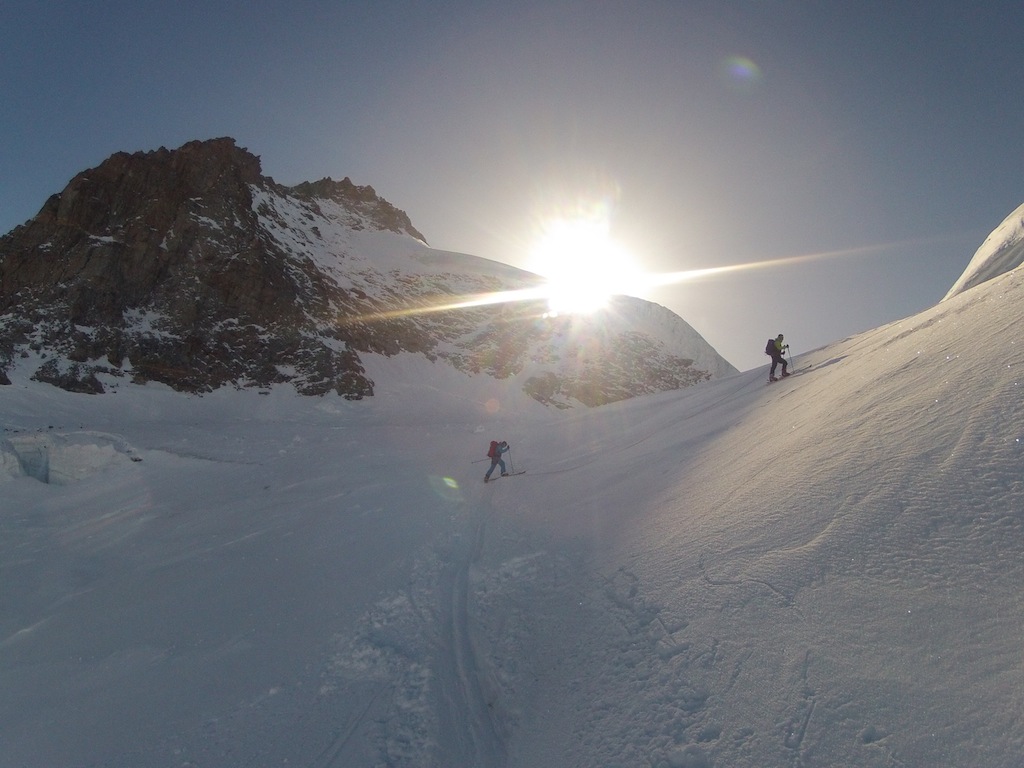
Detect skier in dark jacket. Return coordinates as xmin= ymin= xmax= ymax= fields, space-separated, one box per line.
xmin=484 ymin=440 xmax=510 ymax=482
xmin=765 ymin=334 xmax=789 ymax=381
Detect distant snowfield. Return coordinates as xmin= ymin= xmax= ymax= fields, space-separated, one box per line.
xmin=2 ymin=265 xmax=1023 ymax=767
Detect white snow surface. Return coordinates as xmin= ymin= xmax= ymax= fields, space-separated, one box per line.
xmin=944 ymin=201 xmax=1024 ymax=300
xmin=251 ymin=184 xmax=539 ymax=290
xmin=3 ymin=265 xmax=1024 ymax=767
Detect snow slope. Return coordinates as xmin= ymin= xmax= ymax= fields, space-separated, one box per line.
xmin=2 ymin=264 xmax=1023 ymax=767
xmin=944 ymin=201 xmax=1024 ymax=300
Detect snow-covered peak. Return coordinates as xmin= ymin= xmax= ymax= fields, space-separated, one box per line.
xmin=0 ymin=138 xmax=736 ymax=405
xmin=943 ymin=201 xmax=1024 ymax=300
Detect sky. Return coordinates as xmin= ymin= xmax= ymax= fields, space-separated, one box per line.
xmin=2 ymin=254 xmax=1023 ymax=766
xmin=3 ymin=0 xmax=1023 ymax=369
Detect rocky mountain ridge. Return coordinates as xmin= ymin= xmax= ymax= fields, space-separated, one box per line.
xmin=0 ymin=138 xmax=735 ymax=404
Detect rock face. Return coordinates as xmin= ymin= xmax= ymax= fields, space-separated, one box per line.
xmin=0 ymin=138 xmax=736 ymax=404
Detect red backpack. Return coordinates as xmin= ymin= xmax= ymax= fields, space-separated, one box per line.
xmin=487 ymin=440 xmax=499 ymax=458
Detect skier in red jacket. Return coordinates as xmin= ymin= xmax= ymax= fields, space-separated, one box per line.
xmin=484 ymin=440 xmax=510 ymax=482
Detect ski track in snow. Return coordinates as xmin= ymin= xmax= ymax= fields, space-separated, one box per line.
xmin=436 ymin=500 xmax=506 ymax=767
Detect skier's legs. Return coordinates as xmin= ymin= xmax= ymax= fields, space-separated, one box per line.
xmin=484 ymin=457 xmax=506 ymax=480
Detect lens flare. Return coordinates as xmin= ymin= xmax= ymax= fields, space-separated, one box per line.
xmin=334 ymin=236 xmax=933 ymax=327
xmin=428 ymin=475 xmax=462 ymax=503
xmin=721 ymin=56 xmax=763 ymax=88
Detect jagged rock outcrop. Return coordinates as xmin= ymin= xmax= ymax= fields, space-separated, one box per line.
xmin=0 ymin=138 xmax=736 ymax=403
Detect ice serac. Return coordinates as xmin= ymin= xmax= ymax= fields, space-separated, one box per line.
xmin=943 ymin=201 xmax=1024 ymax=300
xmin=0 ymin=138 xmax=735 ymax=405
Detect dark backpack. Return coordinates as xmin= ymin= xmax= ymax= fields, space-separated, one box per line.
xmin=487 ymin=440 xmax=499 ymax=458
xmin=765 ymin=338 xmax=776 ymax=356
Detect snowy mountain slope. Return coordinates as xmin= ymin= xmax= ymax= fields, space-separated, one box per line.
xmin=944 ymin=200 xmax=1024 ymax=300
xmin=253 ymin=180 xmax=735 ymax=405
xmin=253 ymin=176 xmax=736 ymax=404
xmin=0 ymin=138 xmax=734 ymax=405
xmin=548 ymin=265 xmax=1024 ymax=766
xmin=2 ymin=256 xmax=1023 ymax=765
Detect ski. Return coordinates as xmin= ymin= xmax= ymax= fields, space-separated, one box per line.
xmin=484 ymin=471 xmax=526 ymax=483
xmin=767 ymin=363 xmax=812 ymax=384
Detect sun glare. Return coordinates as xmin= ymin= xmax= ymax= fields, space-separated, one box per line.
xmin=529 ymin=217 xmax=643 ymax=316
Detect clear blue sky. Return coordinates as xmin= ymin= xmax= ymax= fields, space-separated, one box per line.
xmin=3 ymin=1 xmax=1022 ymax=369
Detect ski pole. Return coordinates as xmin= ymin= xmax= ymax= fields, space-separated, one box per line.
xmin=507 ymin=448 xmax=515 ymax=474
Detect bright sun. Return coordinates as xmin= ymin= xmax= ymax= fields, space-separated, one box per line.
xmin=529 ymin=217 xmax=643 ymax=316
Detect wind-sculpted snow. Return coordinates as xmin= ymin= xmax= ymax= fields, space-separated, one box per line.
xmin=944 ymin=200 xmax=1024 ymax=300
